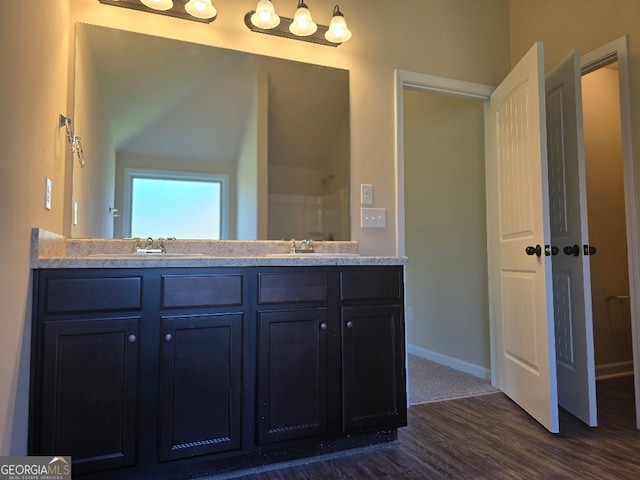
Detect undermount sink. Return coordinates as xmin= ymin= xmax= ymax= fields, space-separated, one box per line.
xmin=88 ymin=253 xmax=204 ymax=258
xmin=266 ymin=253 xmax=359 ymax=258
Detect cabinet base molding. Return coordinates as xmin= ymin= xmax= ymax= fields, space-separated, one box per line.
xmin=75 ymin=430 xmax=398 ymax=480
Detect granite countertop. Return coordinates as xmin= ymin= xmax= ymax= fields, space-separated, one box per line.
xmin=31 ymin=229 xmax=408 ymax=269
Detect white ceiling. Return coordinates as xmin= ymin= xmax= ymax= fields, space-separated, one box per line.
xmin=82 ymin=25 xmax=350 ymax=169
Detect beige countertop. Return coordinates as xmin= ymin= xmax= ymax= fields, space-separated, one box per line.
xmin=31 ymin=229 xmax=407 ymax=269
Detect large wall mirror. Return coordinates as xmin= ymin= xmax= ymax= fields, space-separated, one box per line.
xmin=72 ymin=23 xmax=350 ymax=241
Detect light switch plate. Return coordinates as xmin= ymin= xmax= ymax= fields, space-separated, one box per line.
xmin=361 ymin=207 xmax=386 ymax=228
xmin=45 ymin=177 xmax=52 ymax=210
xmin=361 ymin=184 xmax=373 ymax=205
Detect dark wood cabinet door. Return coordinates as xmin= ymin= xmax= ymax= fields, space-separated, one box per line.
xmin=341 ymin=305 xmax=407 ymax=431
xmin=159 ymin=313 xmax=243 ymax=461
xmin=257 ymin=308 xmax=328 ymax=444
xmin=38 ymin=317 xmax=140 ymax=474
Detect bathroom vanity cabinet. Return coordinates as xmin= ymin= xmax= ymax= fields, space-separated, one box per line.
xmin=29 ymin=265 xmax=406 ymax=479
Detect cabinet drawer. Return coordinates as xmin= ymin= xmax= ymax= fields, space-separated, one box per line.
xmin=45 ymin=277 xmax=142 ymax=314
xmin=161 ymin=274 xmax=243 ymax=309
xmin=258 ymin=272 xmax=327 ymax=304
xmin=340 ymin=269 xmax=403 ymax=302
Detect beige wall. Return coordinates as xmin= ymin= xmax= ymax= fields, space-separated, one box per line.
xmin=582 ymin=67 xmax=633 ymax=372
xmin=507 ymin=0 xmax=640 ymax=226
xmin=0 ymin=1 xmax=71 ymax=454
xmin=509 ymin=0 xmax=640 ymax=69
xmin=403 ymin=90 xmax=490 ymax=371
xmin=73 ymin=23 xmax=117 ymax=238
xmin=236 ymin=68 xmax=261 ymax=240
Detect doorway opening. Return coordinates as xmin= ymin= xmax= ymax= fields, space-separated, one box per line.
xmin=582 ymin=60 xmax=636 ymax=424
xmin=396 ymin=73 xmax=494 ymax=404
xmin=402 ymin=88 xmax=492 ymax=404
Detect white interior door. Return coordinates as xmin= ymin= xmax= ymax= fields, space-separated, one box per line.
xmin=546 ymin=51 xmax=598 ymax=427
xmin=485 ymin=42 xmax=559 ymax=433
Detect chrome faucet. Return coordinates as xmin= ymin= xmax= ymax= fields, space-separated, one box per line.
xmin=135 ymin=237 xmax=166 ymax=253
xmin=291 ymin=239 xmax=314 ymax=254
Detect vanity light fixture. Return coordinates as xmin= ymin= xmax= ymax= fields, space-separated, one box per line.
xmin=59 ymin=115 xmax=86 ymax=169
xmin=98 ymin=0 xmax=217 ymax=23
xmin=289 ymin=1 xmax=317 ymax=36
xmin=245 ymin=2 xmax=352 ymax=47
xmin=184 ymin=0 xmax=217 ymax=19
xmin=250 ymin=0 xmax=281 ymax=29
xmin=140 ymin=0 xmax=173 ymax=11
xmin=325 ymin=5 xmax=352 ymax=43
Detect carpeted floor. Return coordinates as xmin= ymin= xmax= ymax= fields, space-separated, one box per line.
xmin=408 ymin=354 xmax=499 ymax=405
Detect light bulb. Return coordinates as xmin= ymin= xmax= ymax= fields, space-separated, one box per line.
xmin=289 ymin=1 xmax=317 ymax=36
xmin=324 ymin=6 xmax=352 ymax=43
xmin=185 ymin=0 xmax=217 ymax=19
xmin=140 ymin=0 xmax=173 ymax=11
xmin=250 ymin=0 xmax=280 ymax=29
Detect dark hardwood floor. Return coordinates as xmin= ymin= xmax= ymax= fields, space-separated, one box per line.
xmin=229 ymin=377 xmax=640 ymax=479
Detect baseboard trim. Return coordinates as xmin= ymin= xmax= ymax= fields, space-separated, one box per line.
xmin=407 ymin=344 xmax=491 ymax=381
xmin=596 ymin=360 xmax=634 ymax=380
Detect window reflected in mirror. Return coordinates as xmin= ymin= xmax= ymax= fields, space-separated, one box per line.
xmin=126 ymin=170 xmax=226 ymax=239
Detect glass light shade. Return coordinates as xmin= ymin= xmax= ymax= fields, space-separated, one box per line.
xmin=140 ymin=0 xmax=173 ymax=11
xmin=185 ymin=0 xmax=217 ymax=19
xmin=325 ymin=15 xmax=352 ymax=43
xmin=250 ymin=0 xmax=280 ymax=29
xmin=289 ymin=5 xmax=317 ymax=36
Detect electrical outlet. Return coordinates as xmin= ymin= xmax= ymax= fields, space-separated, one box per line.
xmin=361 ymin=184 xmax=373 ymax=205
xmin=45 ymin=177 xmax=52 ymax=210
xmin=361 ymin=207 xmax=386 ymax=228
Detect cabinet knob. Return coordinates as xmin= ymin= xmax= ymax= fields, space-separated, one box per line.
xmin=164 ymin=334 xmax=173 ymax=342
xmin=319 ymin=323 xmax=328 ymax=330
xmin=346 ymin=321 xmax=354 ymax=329
xmin=127 ymin=334 xmax=137 ymax=343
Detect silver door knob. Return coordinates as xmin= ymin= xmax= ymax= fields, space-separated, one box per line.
xmin=127 ymin=334 xmax=137 ymax=343
xmin=346 ymin=321 xmax=354 ymax=328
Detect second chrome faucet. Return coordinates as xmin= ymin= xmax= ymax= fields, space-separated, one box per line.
xmin=291 ymin=239 xmax=315 ymax=254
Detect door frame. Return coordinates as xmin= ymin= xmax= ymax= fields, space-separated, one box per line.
xmin=393 ymin=36 xmax=640 ymax=427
